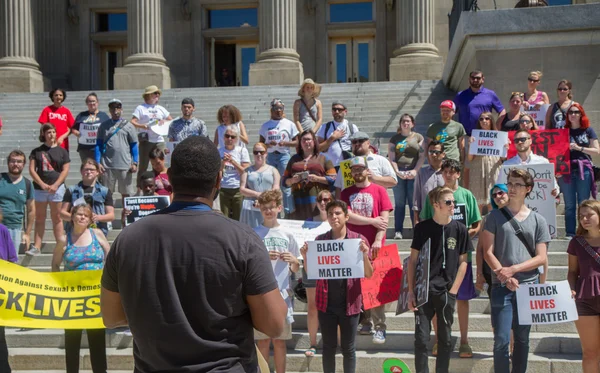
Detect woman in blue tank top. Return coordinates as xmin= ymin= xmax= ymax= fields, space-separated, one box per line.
xmin=51 ymin=203 xmax=110 ymax=373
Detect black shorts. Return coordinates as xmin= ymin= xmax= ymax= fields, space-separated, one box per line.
xmin=576 ymin=297 xmax=600 ymax=316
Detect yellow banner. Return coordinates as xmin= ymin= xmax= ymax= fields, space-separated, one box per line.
xmin=0 ymin=260 xmax=104 ymax=329
xmin=339 ymin=159 xmax=355 ymax=189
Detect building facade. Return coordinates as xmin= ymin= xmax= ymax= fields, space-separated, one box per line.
xmin=0 ymin=0 xmax=592 ymax=92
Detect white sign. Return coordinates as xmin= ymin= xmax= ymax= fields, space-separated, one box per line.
xmin=516 ymin=280 xmax=578 ymax=325
xmin=150 ymin=120 xmax=172 ymax=137
xmin=78 ymin=123 xmax=99 ymax=145
xmin=306 ymin=239 xmax=364 ymax=279
xmin=165 ymin=141 xmax=179 ymax=167
xmin=498 ymin=163 xmax=557 ymax=238
xmin=278 ymin=219 xmax=331 ymax=249
xmin=469 ymin=130 xmax=508 ymax=157
xmin=524 ymin=104 xmax=551 ymax=129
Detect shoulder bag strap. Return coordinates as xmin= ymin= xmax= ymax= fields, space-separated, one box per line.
xmin=575 ymin=236 xmax=600 ymax=266
xmin=102 ymin=119 xmax=127 ymax=154
xmin=500 ymin=207 xmax=536 ymax=259
xmin=301 ymin=99 xmax=318 ymax=123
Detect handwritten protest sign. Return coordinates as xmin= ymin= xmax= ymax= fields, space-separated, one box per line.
xmin=278 ymin=220 xmax=331 ymax=249
xmin=361 ymin=244 xmax=402 ymax=310
xmin=498 ymin=164 xmax=557 ymax=237
xmin=524 ymin=104 xmax=550 ymax=129
xmin=123 ymin=195 xmax=170 ymax=226
xmin=165 ymin=141 xmax=179 ymax=166
xmin=396 ymin=239 xmax=430 ymax=315
xmin=78 ymin=123 xmax=99 ymax=145
xmin=339 ymin=159 xmax=355 ymax=189
xmin=306 ymin=239 xmax=363 ymax=279
xmin=507 ymin=129 xmax=570 ymax=175
xmin=516 ymin=280 xmax=578 ymax=325
xmin=469 ymin=130 xmax=508 ymax=157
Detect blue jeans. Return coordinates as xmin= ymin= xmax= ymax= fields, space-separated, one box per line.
xmin=491 ymin=284 xmax=534 ymax=373
xmin=267 ymin=152 xmax=294 ymax=215
xmin=559 ymin=167 xmax=592 ymax=236
xmin=392 ymin=178 xmax=414 ymax=233
xmin=7 ymin=228 xmax=21 ymax=253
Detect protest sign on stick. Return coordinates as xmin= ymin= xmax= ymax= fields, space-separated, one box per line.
xmin=469 ymin=129 xmax=508 ymax=157
xmin=498 ymin=163 xmax=557 ymax=238
xmin=361 ymin=244 xmax=402 ymax=310
xmin=123 ymin=195 xmax=170 ymax=226
xmin=396 ymin=239 xmax=430 ymax=315
xmin=507 ymin=129 xmax=570 ymax=175
xmin=306 ymin=239 xmax=364 ymax=279
xmin=516 ymin=280 xmax=578 ymax=325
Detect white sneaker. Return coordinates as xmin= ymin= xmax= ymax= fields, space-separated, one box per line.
xmin=372 ymin=329 xmax=386 ymax=344
xmin=394 ymin=232 xmax=403 ymax=239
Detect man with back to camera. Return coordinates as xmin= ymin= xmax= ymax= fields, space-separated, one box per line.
xmin=101 ymin=136 xmax=287 ymax=372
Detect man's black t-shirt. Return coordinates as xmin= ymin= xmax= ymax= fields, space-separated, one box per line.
xmin=28 ymin=144 xmax=71 ymax=189
xmin=411 ymin=219 xmax=472 ymax=295
xmin=101 ymin=208 xmax=277 ymax=373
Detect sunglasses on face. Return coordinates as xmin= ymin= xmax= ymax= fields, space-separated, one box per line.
xmin=109 ymin=105 xmax=122 ymax=109
xmin=318 ymin=197 xmax=331 ymax=203
xmin=470 ymin=76 xmax=482 ymax=81
xmin=225 ymin=134 xmax=237 ymax=139
xmin=351 ymin=139 xmax=366 ymax=145
xmin=428 ymin=150 xmax=442 ymax=155
xmin=514 ymin=137 xmax=530 ymax=144
xmin=443 ymin=200 xmax=455 ymax=206
xmin=332 ymin=107 xmax=345 ymax=112
xmin=568 ymin=111 xmax=581 ymax=115
xmin=253 ymin=150 xmax=266 ymax=155
xmin=528 ymin=78 xmax=539 ymax=83
xmin=479 ymin=117 xmax=492 ymax=121
xmin=557 ymin=87 xmax=569 ymax=92
xmin=519 ymin=119 xmax=532 ymax=124
xmin=492 ymin=190 xmax=506 ymax=198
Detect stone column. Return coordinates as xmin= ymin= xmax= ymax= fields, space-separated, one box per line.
xmin=114 ymin=0 xmax=171 ymax=90
xmin=0 ymin=0 xmax=44 ymax=92
xmin=389 ymin=0 xmax=442 ymax=81
xmin=249 ymin=0 xmax=304 ymax=86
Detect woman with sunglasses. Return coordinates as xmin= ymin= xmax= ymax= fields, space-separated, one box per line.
xmin=518 ymin=113 xmax=539 ymax=131
xmin=546 ymin=79 xmax=577 ymax=130
xmin=567 ymin=200 xmax=600 ymax=373
xmin=240 ymin=142 xmax=280 ymax=228
xmin=468 ymin=112 xmax=504 ymax=214
xmin=388 ymin=114 xmax=424 ymax=239
xmin=523 ymin=71 xmax=549 ymax=110
xmin=283 ymin=130 xmax=336 ymax=220
xmin=302 ymin=189 xmax=334 ymax=357
xmin=561 ymin=104 xmax=599 ymax=237
xmin=496 ymin=93 xmax=524 ymax=131
xmin=219 ymin=125 xmax=250 ymax=221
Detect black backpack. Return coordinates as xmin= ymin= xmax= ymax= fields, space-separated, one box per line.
xmin=324 ymin=121 xmax=356 ymax=160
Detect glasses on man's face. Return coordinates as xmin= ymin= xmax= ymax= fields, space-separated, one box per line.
xmin=253 ymin=150 xmax=266 ymax=155
xmin=152 ymin=92 xmax=160 ymax=96
xmin=568 ymin=111 xmax=581 ymax=116
xmin=272 ymin=107 xmax=284 ymax=112
xmin=507 ymin=182 xmax=527 ymax=189
xmin=470 ymin=76 xmax=483 ymax=81
xmin=443 ymin=200 xmax=455 ymax=206
xmin=8 ymin=159 xmax=24 ymax=164
xmin=514 ymin=137 xmax=530 ymax=144
xmin=86 ymin=101 xmax=98 ymax=104
xmin=82 ymin=168 xmax=98 ymax=173
xmin=557 ymin=87 xmax=569 ymax=92
xmin=479 ymin=117 xmax=491 ymax=121
xmin=351 ymin=139 xmax=366 ymax=145
xmin=528 ymin=78 xmax=539 ymax=83
xmin=492 ymin=190 xmax=506 ymax=198
xmin=225 ymin=134 xmax=237 ymax=139
xmin=318 ymin=197 xmax=331 ymax=204
xmin=332 ymin=107 xmax=345 ymax=112
xmin=109 ymin=105 xmax=122 ymax=110
xmin=428 ymin=150 xmax=443 ymax=155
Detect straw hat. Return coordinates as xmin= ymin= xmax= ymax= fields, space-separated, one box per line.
xmin=298 ymin=79 xmax=321 ymax=98
xmin=142 ymin=85 xmax=161 ymax=98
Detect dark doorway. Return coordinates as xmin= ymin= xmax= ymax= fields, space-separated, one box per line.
xmin=215 ymin=44 xmax=236 ymax=86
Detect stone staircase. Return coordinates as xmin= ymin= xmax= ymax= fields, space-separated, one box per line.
xmin=0 ymin=81 xmax=581 ymax=372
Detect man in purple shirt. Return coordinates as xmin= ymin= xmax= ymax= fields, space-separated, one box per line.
xmin=454 ymin=70 xmax=506 ymax=186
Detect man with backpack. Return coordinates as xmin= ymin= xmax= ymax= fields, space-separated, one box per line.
xmin=0 ymin=150 xmax=35 ymax=251
xmin=317 ymin=101 xmax=359 ymax=169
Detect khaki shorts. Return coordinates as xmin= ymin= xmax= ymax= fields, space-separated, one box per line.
xmin=102 ymin=169 xmax=134 ymax=195
xmin=254 ymin=322 xmax=292 ymax=341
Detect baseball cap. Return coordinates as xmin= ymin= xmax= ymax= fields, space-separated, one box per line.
xmin=349 ymin=157 xmax=368 ymax=168
xmin=108 ymin=98 xmax=122 ymax=107
xmin=349 ymin=131 xmax=369 ymax=141
xmin=332 ymin=100 xmax=346 ymax=109
xmin=440 ymin=100 xmax=456 ymax=111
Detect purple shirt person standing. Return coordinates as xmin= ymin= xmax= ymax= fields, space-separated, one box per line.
xmin=0 ymin=217 xmax=17 ymax=373
xmin=454 ymin=70 xmax=506 ymax=136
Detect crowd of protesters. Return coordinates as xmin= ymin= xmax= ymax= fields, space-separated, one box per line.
xmin=0 ymin=71 xmax=598 ymax=373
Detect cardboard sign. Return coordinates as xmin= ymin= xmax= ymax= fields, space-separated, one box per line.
xmin=361 ymin=244 xmax=402 ymax=310
xmin=339 ymin=159 xmax=355 ymax=189
xmin=396 ymin=239 xmax=430 ymax=315
xmin=452 ymin=203 xmax=467 ymax=226
xmin=498 ymin=164 xmax=557 ymax=237
xmin=165 ymin=141 xmax=179 ymax=166
xmin=516 ymin=280 xmax=578 ymax=325
xmin=469 ymin=129 xmax=508 ymax=157
xmin=306 ymin=239 xmax=364 ymax=279
xmin=278 ymin=219 xmax=331 ymax=249
xmin=78 ymin=123 xmax=99 ymax=145
xmin=507 ymin=129 xmax=570 ymax=175
xmin=123 ymin=195 xmax=170 ymax=226
xmin=524 ymin=104 xmax=551 ymax=129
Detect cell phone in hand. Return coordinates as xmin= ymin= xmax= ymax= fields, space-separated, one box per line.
xmin=297 ymin=171 xmax=309 ymax=180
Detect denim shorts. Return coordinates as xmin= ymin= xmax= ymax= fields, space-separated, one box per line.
xmin=34 ymin=184 xmax=66 ymax=203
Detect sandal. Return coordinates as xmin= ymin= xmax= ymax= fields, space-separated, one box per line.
xmin=305 ymin=346 xmax=317 ymax=357
xmin=459 ymin=343 xmax=473 ymax=358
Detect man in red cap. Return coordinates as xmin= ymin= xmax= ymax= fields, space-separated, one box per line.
xmin=424 ymin=101 xmax=466 ymax=163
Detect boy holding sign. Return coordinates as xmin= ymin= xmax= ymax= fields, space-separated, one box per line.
xmin=300 ymin=200 xmax=373 ymax=373
xmin=409 ymin=186 xmax=471 ymax=373
xmin=253 ymin=190 xmax=299 ymax=373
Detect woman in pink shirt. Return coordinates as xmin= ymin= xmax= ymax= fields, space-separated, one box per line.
xmin=38 ymin=89 xmax=75 ymax=151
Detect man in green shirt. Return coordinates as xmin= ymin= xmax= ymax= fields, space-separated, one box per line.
xmin=425 ymin=100 xmax=466 ymax=163
xmin=419 ymin=158 xmax=481 ymax=359
xmin=0 ymin=150 xmax=35 ymax=251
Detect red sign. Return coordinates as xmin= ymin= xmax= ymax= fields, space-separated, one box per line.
xmin=507 ymin=129 xmax=570 ymax=175
xmin=361 ymin=244 xmax=402 ymax=310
